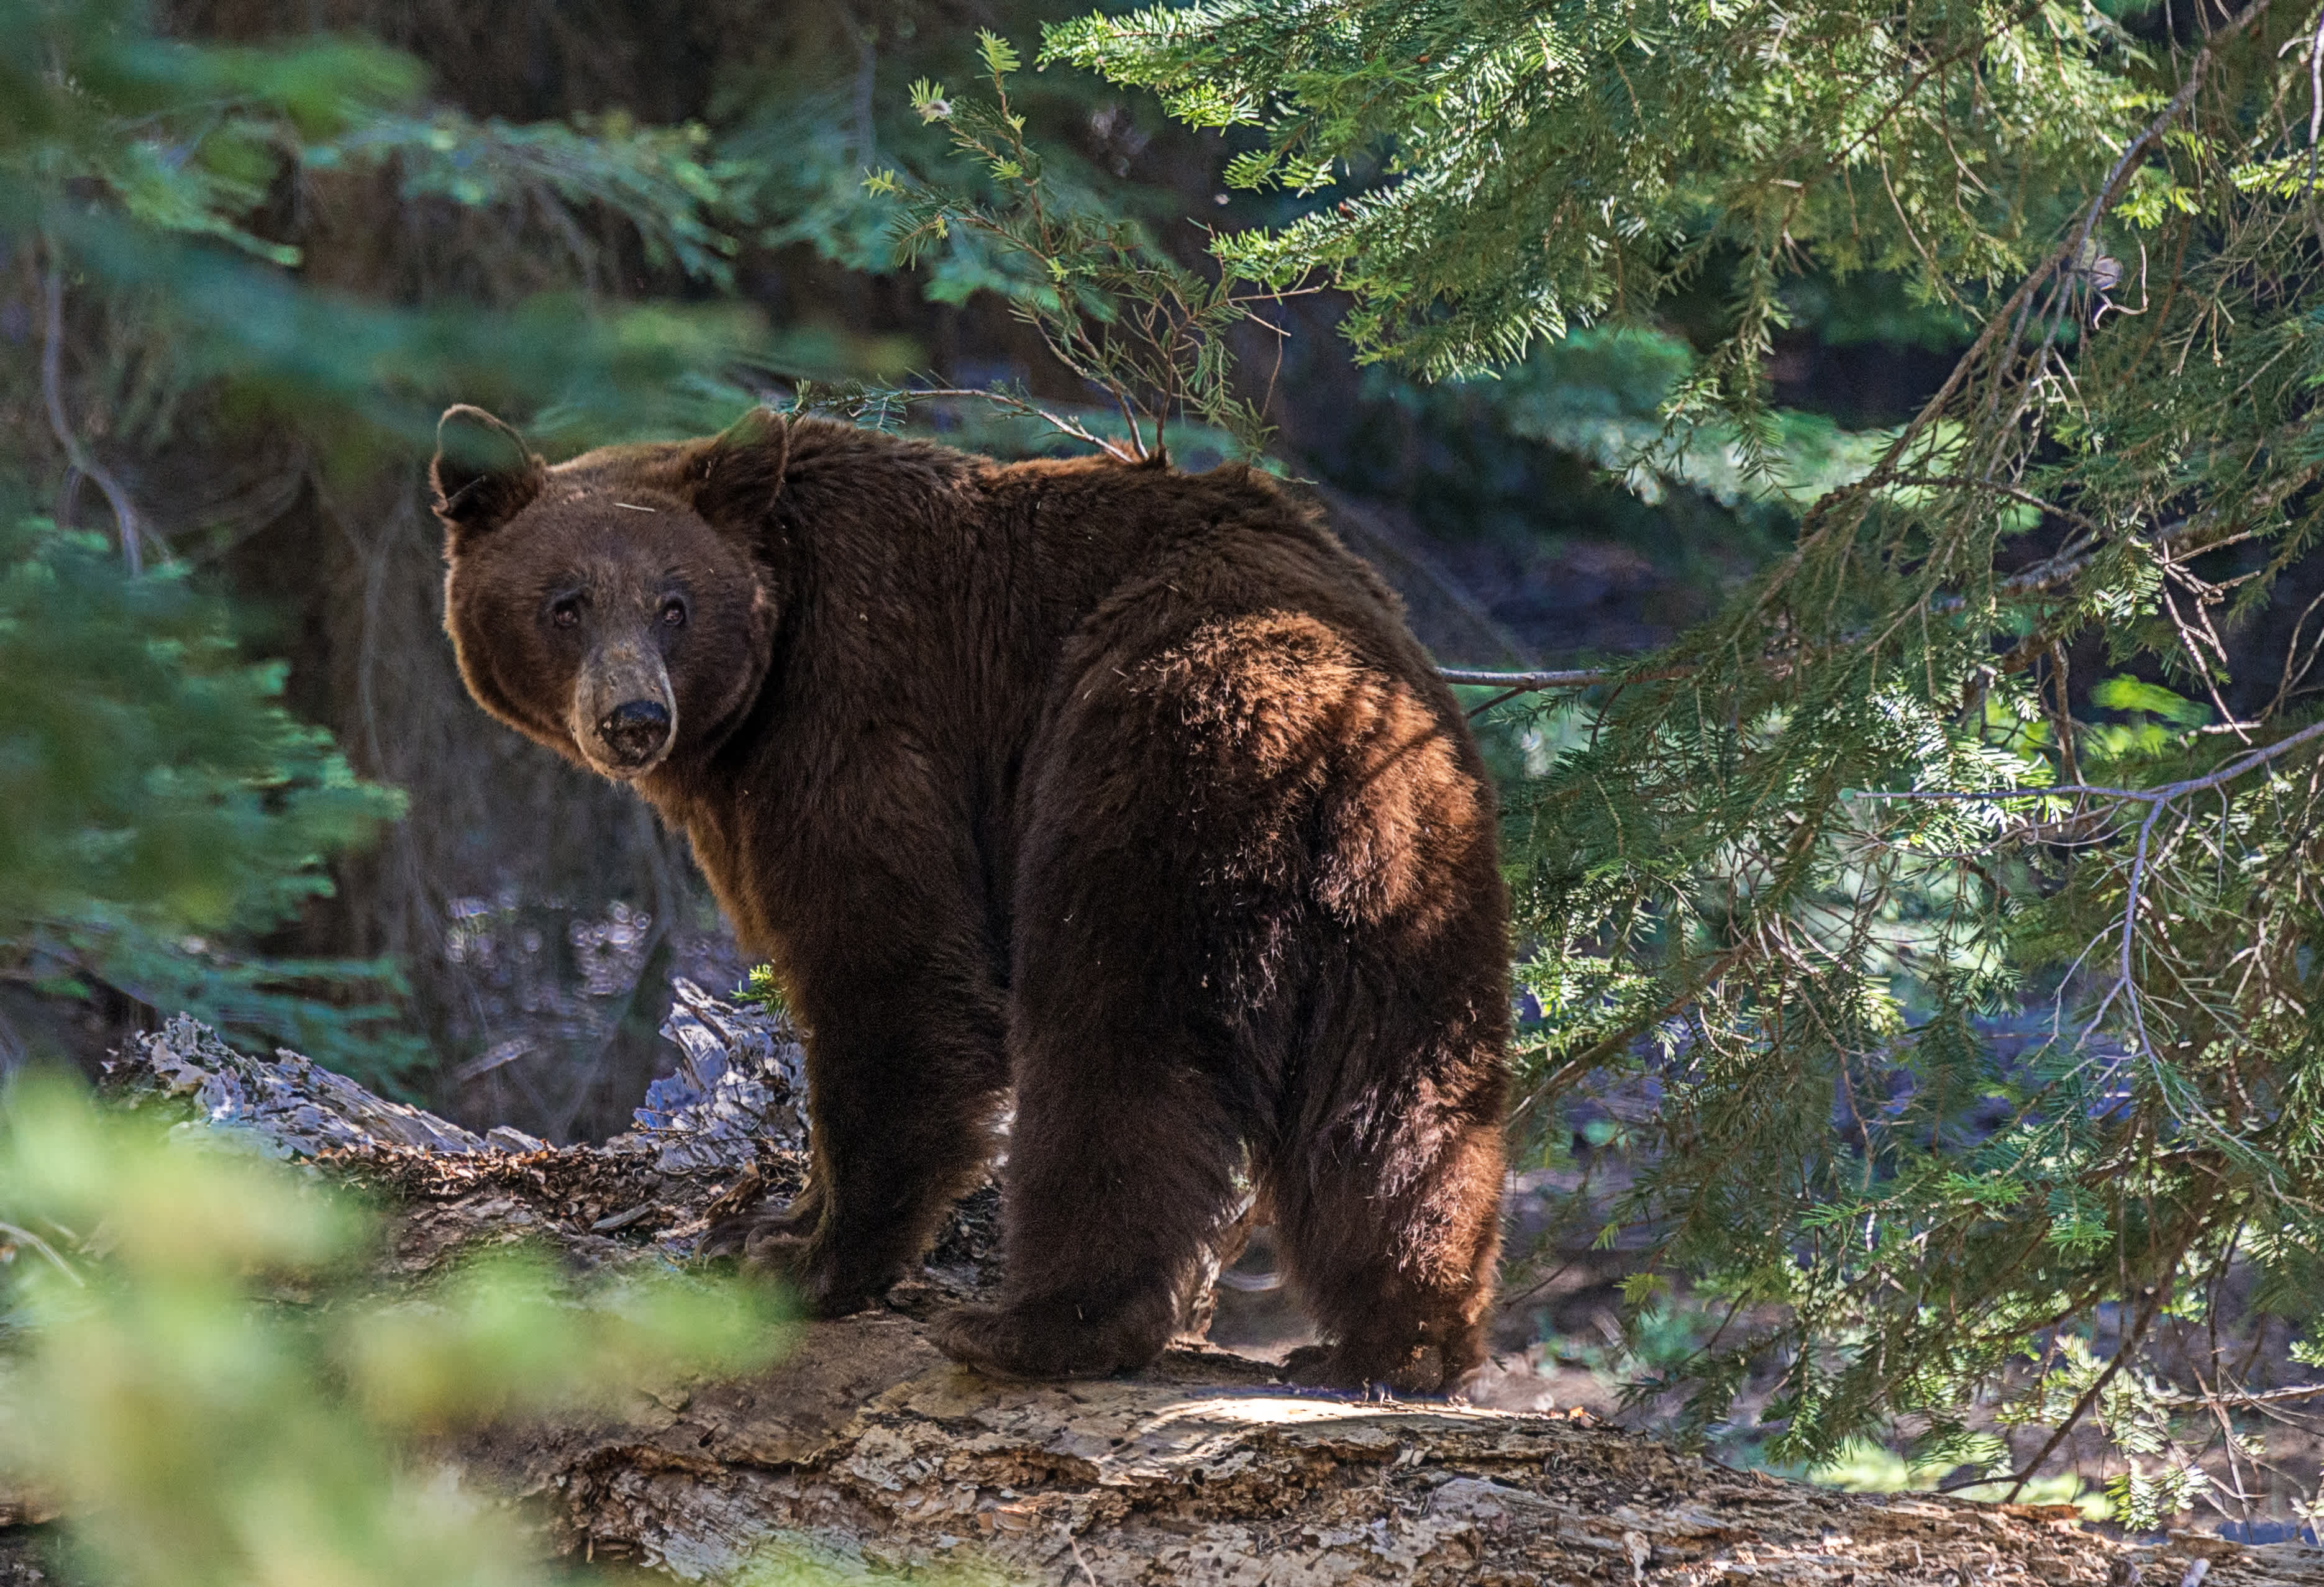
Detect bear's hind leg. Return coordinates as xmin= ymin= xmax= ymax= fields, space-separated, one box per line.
xmin=931 ymin=1019 xmax=1245 ymax=1381
xmin=1271 ymin=1012 xmax=1506 ymax=1397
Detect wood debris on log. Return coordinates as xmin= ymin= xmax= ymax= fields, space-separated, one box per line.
xmin=644 ymin=978 xmax=809 ymax=1168
xmin=103 ymin=1002 xmax=815 ymax=1276
xmin=113 ymin=1011 xmax=544 ymax=1157
xmin=25 ymin=1012 xmax=2324 ymax=1585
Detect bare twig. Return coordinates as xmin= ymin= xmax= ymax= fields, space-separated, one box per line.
xmin=2301 ymin=2 xmax=2324 ymax=197
xmin=1434 ymin=502 xmax=2255 ymax=698
xmin=888 ymin=387 xmax=1144 ymax=462
xmin=39 ymin=242 xmax=146 ymax=574
xmin=1441 ymin=666 xmax=1624 ymax=691
xmin=2159 ymin=1378 xmax=2324 ymax=1409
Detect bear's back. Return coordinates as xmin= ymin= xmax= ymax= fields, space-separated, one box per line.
xmin=740 ymin=424 xmax=1423 ymax=729
xmin=978 ymin=450 xmax=1423 ymax=688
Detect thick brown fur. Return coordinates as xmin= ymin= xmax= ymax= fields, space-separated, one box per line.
xmin=433 ymin=406 xmax=1510 ymax=1394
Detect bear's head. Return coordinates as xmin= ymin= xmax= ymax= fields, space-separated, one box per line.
xmin=432 ymin=404 xmax=787 ymax=783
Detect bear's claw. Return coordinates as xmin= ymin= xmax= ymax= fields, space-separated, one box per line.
xmin=1280 ymin=1340 xmax=1453 ymax=1398
xmin=698 ymin=1212 xmax=884 ymax=1318
xmin=931 ymin=1301 xmax=1165 ymax=1381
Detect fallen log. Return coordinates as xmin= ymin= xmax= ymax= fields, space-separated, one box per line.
xmin=469 ymin=1315 xmax=2324 ymax=1587
xmin=45 ymin=1012 xmax=2324 ymax=1586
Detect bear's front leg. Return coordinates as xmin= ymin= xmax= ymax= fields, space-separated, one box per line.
xmin=747 ymin=937 xmax=1011 ymax=1316
xmin=930 ymin=976 xmax=1249 ymax=1379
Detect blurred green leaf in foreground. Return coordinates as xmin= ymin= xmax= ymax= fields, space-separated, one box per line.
xmin=0 ymin=517 xmax=417 ymax=1083
xmin=0 ymin=1073 xmax=794 ymax=1586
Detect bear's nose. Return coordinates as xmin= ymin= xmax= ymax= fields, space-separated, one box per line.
xmin=598 ymin=699 xmax=672 ymax=764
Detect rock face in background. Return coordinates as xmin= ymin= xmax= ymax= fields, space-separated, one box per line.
xmin=70 ymin=1012 xmax=2324 ymax=1586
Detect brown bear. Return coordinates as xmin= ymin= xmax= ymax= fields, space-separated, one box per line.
xmin=431 ymin=404 xmax=1510 ymax=1392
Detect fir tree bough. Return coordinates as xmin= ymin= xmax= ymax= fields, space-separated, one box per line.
xmin=1047 ymin=0 xmax=2324 ymax=1517
xmin=0 ymin=517 xmax=415 ymax=1081
xmin=862 ymin=29 xmax=1287 ymax=459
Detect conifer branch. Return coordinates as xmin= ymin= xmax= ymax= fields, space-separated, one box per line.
xmin=1848 ymin=717 xmax=2324 ymax=810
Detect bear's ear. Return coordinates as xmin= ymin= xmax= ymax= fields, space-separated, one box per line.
xmin=691 ymin=406 xmax=792 ymax=530
xmin=432 ymin=405 xmax=545 ymax=546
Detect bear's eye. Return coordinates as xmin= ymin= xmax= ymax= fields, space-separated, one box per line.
xmin=550 ymin=596 xmax=581 ymax=629
xmin=660 ymin=598 xmax=688 ymax=628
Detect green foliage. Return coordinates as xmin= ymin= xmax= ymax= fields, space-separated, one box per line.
xmin=1044 ymin=0 xmax=2324 ymax=1512
xmin=734 ymin=963 xmax=795 ymax=1022
xmin=0 ymin=517 xmax=417 ymax=1081
xmin=0 ymin=1073 xmax=793 ymax=1586
xmin=1382 ymin=326 xmax=1890 ymax=512
xmin=0 ymin=0 xmax=420 ymax=263
xmin=1046 ymin=0 xmax=2141 ymax=388
xmin=867 ymin=41 xmax=1274 ymax=457
xmin=309 ymin=111 xmax=744 ymax=285
xmin=7 ymin=0 xmax=786 ymax=451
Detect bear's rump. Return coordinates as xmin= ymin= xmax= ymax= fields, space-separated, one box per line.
xmin=1006 ymin=594 xmax=1503 ymax=1121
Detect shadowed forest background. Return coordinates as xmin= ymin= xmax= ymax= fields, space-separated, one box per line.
xmin=25 ymin=0 xmax=2324 ymax=1549
xmin=0 ymin=0 xmax=1957 ymax=1134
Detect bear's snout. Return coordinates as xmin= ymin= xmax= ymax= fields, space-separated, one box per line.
xmin=570 ymin=640 xmax=677 ymax=777
xmin=597 ymin=698 xmax=673 ymax=767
